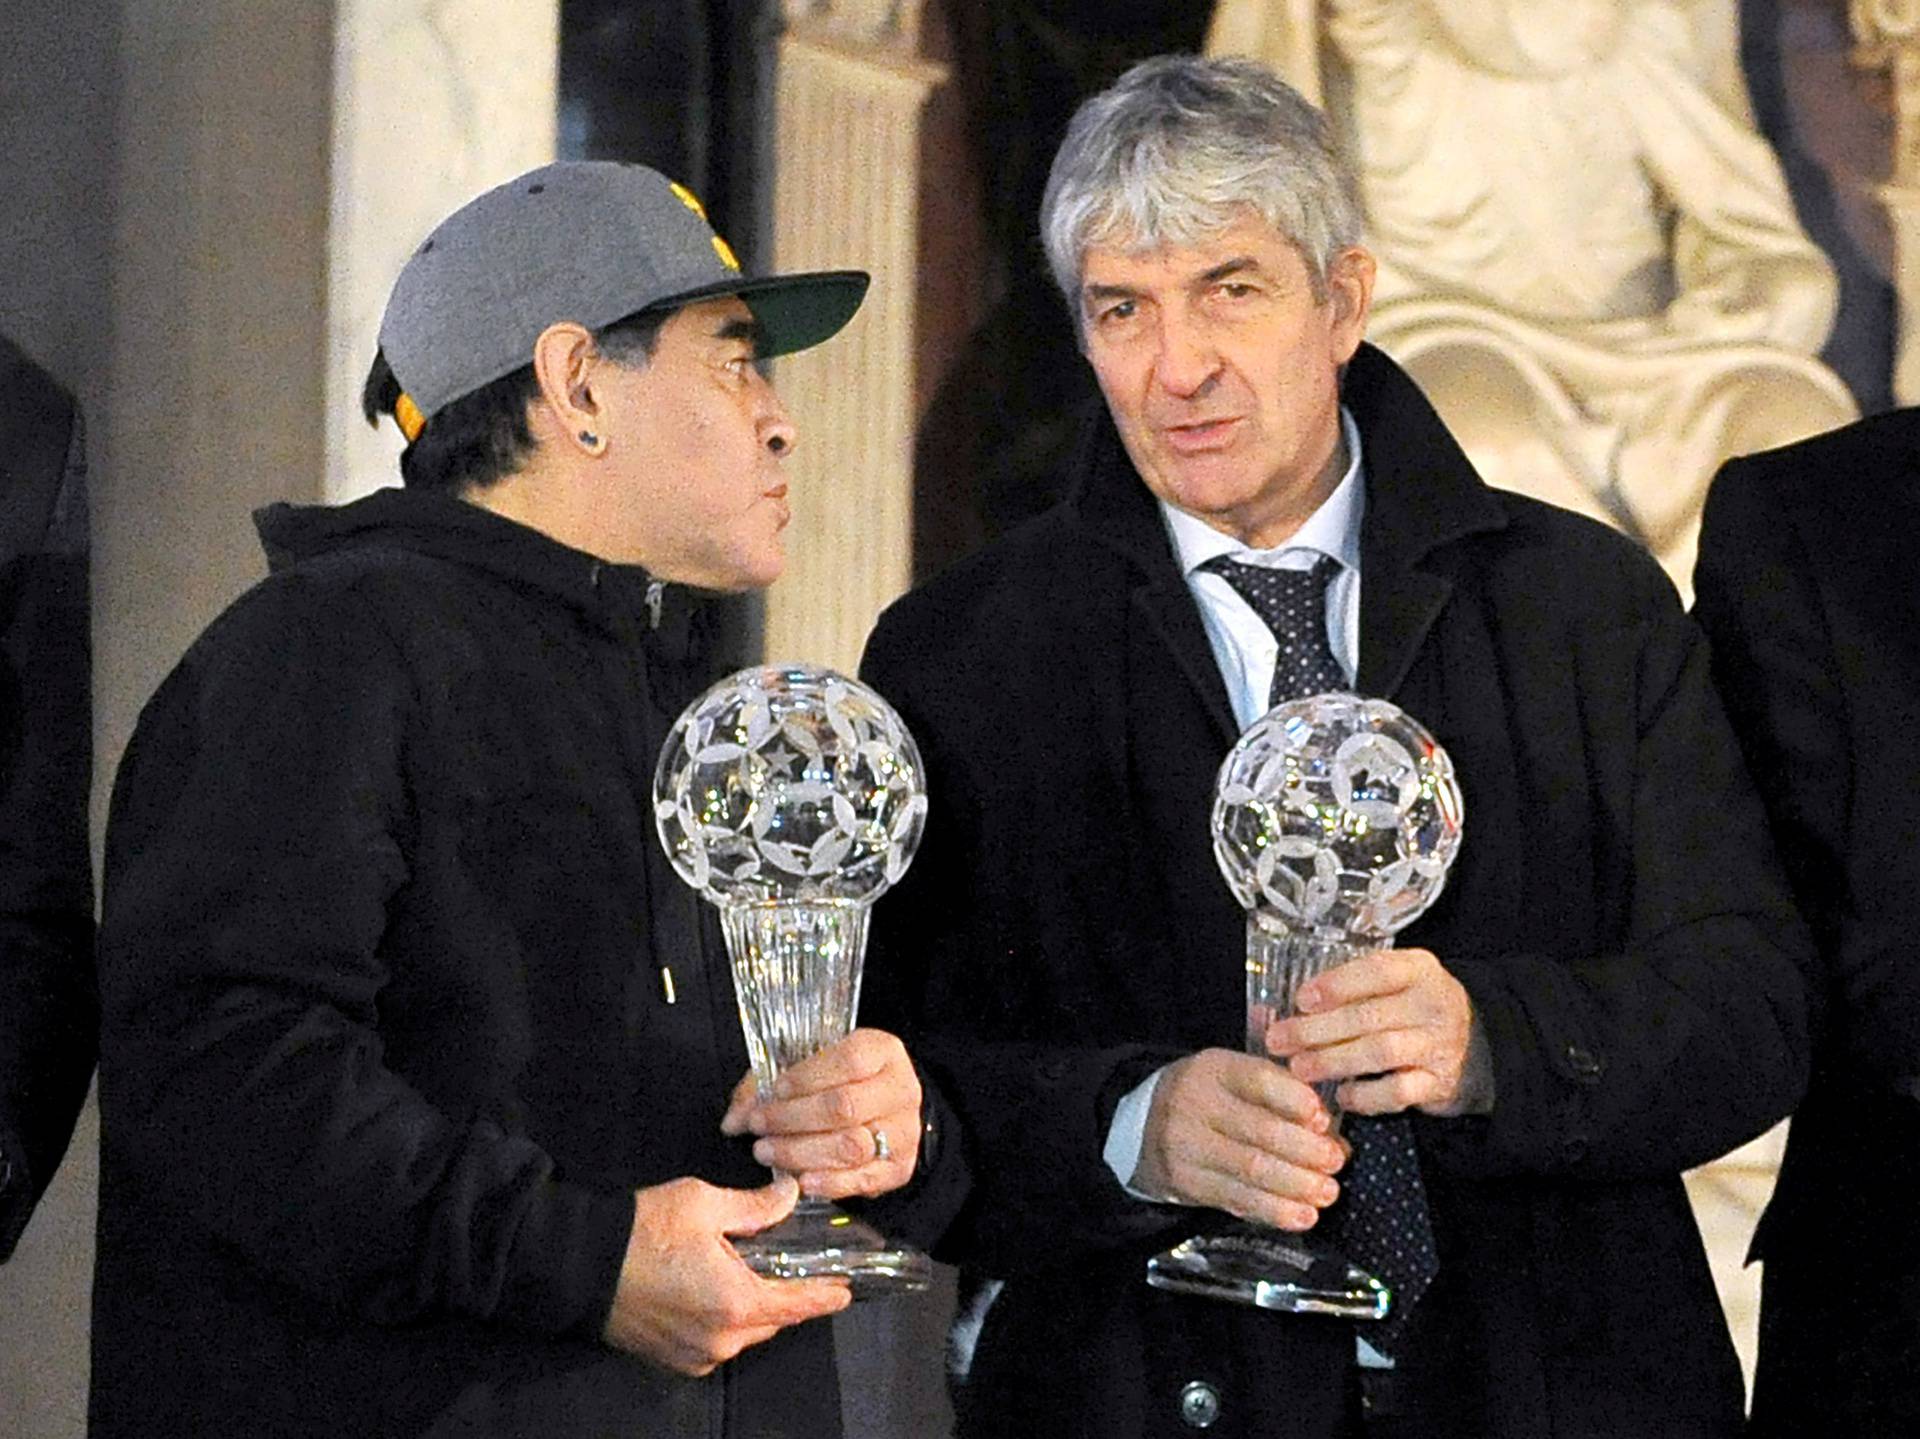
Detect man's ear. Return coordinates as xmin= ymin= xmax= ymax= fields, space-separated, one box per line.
xmin=531 ymin=322 xmax=607 ymax=456
xmin=1325 ymin=245 xmax=1376 ymax=366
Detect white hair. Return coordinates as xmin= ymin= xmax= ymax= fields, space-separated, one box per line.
xmin=1040 ymin=55 xmax=1363 ymax=319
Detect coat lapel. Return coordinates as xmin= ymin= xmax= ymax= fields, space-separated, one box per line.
xmin=1358 ymin=568 xmax=1453 ymax=702
xmin=1844 ymin=411 xmax=1920 ymax=647
xmin=1046 ymin=417 xmax=1247 ymax=1044
xmin=1344 ymin=345 xmax=1508 ymax=699
xmin=1068 ymin=414 xmax=1240 ymax=749
xmin=1129 ymin=574 xmax=1239 ymax=751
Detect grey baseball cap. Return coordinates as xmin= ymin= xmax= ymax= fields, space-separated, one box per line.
xmin=379 ymin=160 xmax=870 ymax=420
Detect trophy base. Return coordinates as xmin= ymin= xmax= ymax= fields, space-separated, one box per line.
xmin=735 ymin=1202 xmax=932 ymax=1299
xmin=1146 ymin=1230 xmax=1390 ymax=1319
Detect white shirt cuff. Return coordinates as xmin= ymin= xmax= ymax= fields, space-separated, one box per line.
xmin=1103 ymin=1067 xmax=1183 ymax=1201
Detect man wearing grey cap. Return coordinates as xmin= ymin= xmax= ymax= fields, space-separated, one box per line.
xmin=90 ymin=161 xmax=963 ymax=1438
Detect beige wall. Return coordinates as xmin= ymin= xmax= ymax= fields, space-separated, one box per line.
xmin=99 ymin=0 xmax=337 ymax=815
xmin=326 ymin=0 xmax=560 ymax=501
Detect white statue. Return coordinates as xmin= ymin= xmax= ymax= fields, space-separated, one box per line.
xmin=1209 ymin=0 xmax=1858 ymax=587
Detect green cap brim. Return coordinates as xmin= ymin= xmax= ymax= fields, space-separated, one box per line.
xmin=649 ymin=270 xmax=872 ymax=359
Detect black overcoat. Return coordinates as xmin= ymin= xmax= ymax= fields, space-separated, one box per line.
xmin=0 ymin=335 xmax=94 ymax=1262
xmin=859 ymin=345 xmax=1814 ymax=1438
xmin=1694 ymin=414 xmax=1920 ymax=1435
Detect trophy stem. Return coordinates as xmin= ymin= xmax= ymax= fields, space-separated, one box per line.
xmin=721 ymin=900 xmax=867 ymax=1094
xmin=718 ymin=899 xmax=930 ymax=1296
xmin=1245 ymin=921 xmax=1395 ymax=1120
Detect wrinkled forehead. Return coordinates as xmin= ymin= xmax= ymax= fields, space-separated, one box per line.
xmin=1075 ymin=208 xmax=1319 ymax=295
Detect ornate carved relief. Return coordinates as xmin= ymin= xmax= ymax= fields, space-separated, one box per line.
xmin=783 ymin=1 xmax=925 ymax=54
xmin=1209 ymin=0 xmax=1857 ymax=590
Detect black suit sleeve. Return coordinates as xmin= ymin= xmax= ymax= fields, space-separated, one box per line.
xmin=0 ymin=354 xmax=96 ymax=1263
xmin=1438 ymin=589 xmax=1815 ymax=1180
xmin=1694 ymin=455 xmax=1917 ymax=1079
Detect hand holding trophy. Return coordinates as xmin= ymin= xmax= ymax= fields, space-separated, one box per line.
xmin=654 ymin=664 xmax=932 ymax=1296
xmin=1146 ymin=692 xmax=1463 ymax=1317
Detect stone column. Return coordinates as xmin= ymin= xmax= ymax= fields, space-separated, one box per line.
xmin=327 ymin=0 xmax=559 ymax=501
xmin=1854 ymin=0 xmax=1920 ymax=403
xmin=761 ymin=5 xmax=948 ymax=672
xmin=762 ymin=22 xmax=963 ymax=1438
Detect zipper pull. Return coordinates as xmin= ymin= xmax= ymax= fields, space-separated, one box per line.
xmin=645 ymin=579 xmax=665 ymax=630
xmin=660 ymin=966 xmax=677 ymax=1005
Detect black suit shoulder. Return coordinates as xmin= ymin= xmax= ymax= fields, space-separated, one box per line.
xmin=1722 ymin=406 xmax=1920 ymax=486
xmin=876 ymin=506 xmax=1100 ymax=631
xmin=1486 ymin=483 xmax=1655 ymax=556
xmin=863 ymin=503 xmax=1136 ymax=714
xmin=1418 ymin=485 xmax=1694 ymax=668
xmin=1709 ymin=409 xmax=1920 ymax=546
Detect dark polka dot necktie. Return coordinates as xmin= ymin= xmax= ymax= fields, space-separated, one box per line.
xmin=1201 ymin=552 xmax=1440 ymax=1355
xmin=1202 ymin=554 xmax=1347 ymax=705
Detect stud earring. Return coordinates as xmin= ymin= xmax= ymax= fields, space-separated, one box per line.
xmin=578 ymin=429 xmax=606 ymax=455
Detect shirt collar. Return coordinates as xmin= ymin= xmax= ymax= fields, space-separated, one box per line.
xmin=1159 ymin=406 xmax=1365 ymax=576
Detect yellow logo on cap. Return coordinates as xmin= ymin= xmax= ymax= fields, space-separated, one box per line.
xmin=671 ymin=180 xmax=740 ymax=272
xmin=669 ymin=182 xmax=708 ymax=221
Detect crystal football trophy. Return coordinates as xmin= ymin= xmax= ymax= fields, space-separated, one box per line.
xmin=1145 ymin=693 xmax=1464 ymax=1316
xmin=654 ymin=663 xmax=932 ymax=1295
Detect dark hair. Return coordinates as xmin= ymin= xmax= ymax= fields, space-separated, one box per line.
xmin=361 ymin=307 xmax=673 ymax=493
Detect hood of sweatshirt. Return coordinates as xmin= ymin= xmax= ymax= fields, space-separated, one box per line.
xmin=253 ymin=486 xmax=720 ymax=661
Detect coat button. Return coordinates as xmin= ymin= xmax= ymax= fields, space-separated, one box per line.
xmin=1178 ymin=1380 xmax=1221 ymax=1429
xmin=1564 ymin=1043 xmax=1603 ymax=1082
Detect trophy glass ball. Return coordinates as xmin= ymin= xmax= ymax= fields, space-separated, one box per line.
xmin=654 ymin=663 xmax=931 ymax=1295
xmin=1146 ymin=692 xmax=1464 ymax=1317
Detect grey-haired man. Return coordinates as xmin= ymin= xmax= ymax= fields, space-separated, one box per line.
xmin=92 ymin=162 xmax=962 ymax=1439
xmin=859 ymin=55 xmax=1811 ymax=1437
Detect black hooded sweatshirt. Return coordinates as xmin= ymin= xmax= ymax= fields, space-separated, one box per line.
xmin=91 ymin=487 xmax=844 ymax=1438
